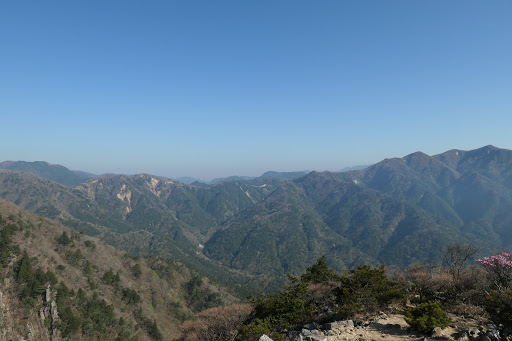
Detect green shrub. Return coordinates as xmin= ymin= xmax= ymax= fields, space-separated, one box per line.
xmin=485 ymin=290 xmax=512 ymax=325
xmin=84 ymin=240 xmax=96 ymax=250
xmin=123 ymin=287 xmax=142 ymax=305
xmin=300 ymin=256 xmax=340 ymax=284
xmin=65 ymin=249 xmax=83 ymax=267
xmin=131 ymin=263 xmax=142 ymax=278
xmin=238 ymin=318 xmax=285 ymax=341
xmin=57 ymin=231 xmax=71 ymax=245
xmin=405 ymin=301 xmax=450 ymax=334
xmin=60 ymin=306 xmax=82 ymax=337
xmin=252 ymin=275 xmax=311 ymax=331
xmin=336 ymin=265 xmax=403 ymax=317
xmin=102 ymin=268 xmax=120 ymax=287
xmin=245 ymin=260 xmax=403 ymax=337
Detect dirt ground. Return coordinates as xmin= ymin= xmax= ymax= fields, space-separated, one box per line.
xmin=319 ymin=312 xmax=487 ymax=341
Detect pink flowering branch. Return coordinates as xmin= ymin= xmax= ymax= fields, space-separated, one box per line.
xmin=476 ymin=251 xmax=512 ymax=292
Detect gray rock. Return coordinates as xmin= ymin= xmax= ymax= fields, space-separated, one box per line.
xmin=322 ymin=322 xmax=337 ymax=330
xmin=478 ymin=335 xmax=492 ymax=341
xmin=432 ymin=327 xmax=443 ymax=337
xmin=354 ymin=319 xmax=366 ymax=327
xmin=304 ymin=323 xmax=320 ymax=330
xmin=288 ymin=333 xmax=303 ymax=341
xmin=340 ymin=320 xmax=354 ymax=328
xmin=455 ymin=331 xmax=469 ymax=340
xmin=304 ymin=336 xmax=326 ymax=341
xmin=487 ymin=324 xmax=501 ymax=341
xmin=302 ymin=329 xmax=322 ymax=337
xmin=45 ymin=285 xmax=51 ymax=303
xmin=39 ymin=308 xmax=45 ymax=325
xmin=467 ymin=328 xmax=480 ymax=337
xmin=259 ymin=335 xmax=274 ymax=341
xmin=50 ymin=300 xmax=59 ymax=336
xmin=479 ymin=331 xmax=501 ymax=341
xmin=323 ymin=319 xmax=355 ymax=330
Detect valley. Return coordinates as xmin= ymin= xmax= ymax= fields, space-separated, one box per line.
xmin=1 ymin=145 xmax=511 ymax=292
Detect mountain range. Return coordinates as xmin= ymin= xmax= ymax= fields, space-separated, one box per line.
xmin=1 ymin=145 xmax=510 ymax=291
xmin=176 ymin=170 xmax=309 ymax=185
xmin=0 ymin=161 xmax=96 ymax=186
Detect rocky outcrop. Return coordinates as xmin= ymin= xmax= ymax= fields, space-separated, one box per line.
xmin=45 ymin=285 xmax=51 ymax=303
xmin=0 ymin=289 xmax=55 ymax=341
xmin=0 ymin=290 xmax=13 ymax=341
xmin=259 ymin=312 xmax=510 ymax=341
xmin=50 ymin=300 xmax=59 ymax=333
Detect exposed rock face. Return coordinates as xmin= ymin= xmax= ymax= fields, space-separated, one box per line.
xmin=45 ymin=284 xmax=51 ymax=303
xmin=26 ymin=322 xmax=37 ymax=341
xmin=0 ymin=291 xmax=5 ymax=318
xmin=0 ymin=290 xmax=12 ymax=341
xmin=50 ymin=300 xmax=59 ymax=336
xmin=0 ymin=290 xmax=52 ymax=341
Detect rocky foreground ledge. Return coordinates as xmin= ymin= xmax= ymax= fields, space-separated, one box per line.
xmin=258 ymin=311 xmax=508 ymax=341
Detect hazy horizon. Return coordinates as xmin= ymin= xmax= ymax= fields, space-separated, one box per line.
xmin=2 ymin=1 xmax=511 ymax=179
xmin=1 ymin=156 xmax=365 ymax=182
xmin=0 ymin=144 xmax=503 ymax=182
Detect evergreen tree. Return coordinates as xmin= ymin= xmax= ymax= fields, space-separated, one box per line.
xmin=301 ymin=256 xmax=340 ymax=283
xmin=16 ymin=251 xmax=34 ymax=283
xmin=57 ymin=231 xmax=71 ymax=245
xmin=132 ymin=263 xmax=142 ymax=278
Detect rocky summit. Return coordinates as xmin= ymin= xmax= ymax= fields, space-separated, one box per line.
xmin=259 ymin=311 xmax=505 ymax=341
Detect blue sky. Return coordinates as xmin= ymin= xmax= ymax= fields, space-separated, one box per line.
xmin=1 ymin=1 xmax=511 ymax=180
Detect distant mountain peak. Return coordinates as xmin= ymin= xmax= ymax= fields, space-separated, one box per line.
xmin=337 ymin=165 xmax=371 ymax=172
xmin=0 ymin=160 xmax=96 ymax=186
xmin=405 ymin=151 xmax=429 ymax=158
xmin=209 ymin=175 xmax=256 ymax=185
xmin=466 ymin=144 xmax=501 ymax=157
xmin=479 ymin=144 xmax=499 ymax=150
xmin=259 ymin=170 xmax=309 ymax=180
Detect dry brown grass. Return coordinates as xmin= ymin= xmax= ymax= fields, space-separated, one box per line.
xmin=175 ymin=304 xmax=254 ymax=341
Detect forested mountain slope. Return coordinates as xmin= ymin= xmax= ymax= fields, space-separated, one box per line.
xmin=0 ymin=199 xmax=233 ymax=340
xmin=1 ymin=145 xmax=512 ymax=291
xmin=204 ymin=145 xmax=512 ymax=280
xmin=0 ymin=170 xmax=283 ymax=291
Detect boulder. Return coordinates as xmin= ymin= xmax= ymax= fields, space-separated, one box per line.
xmin=259 ymin=335 xmax=274 ymax=341
xmin=304 ymin=322 xmax=320 ymax=330
xmin=432 ymin=326 xmax=443 ymax=337
xmin=467 ymin=328 xmax=480 ymax=338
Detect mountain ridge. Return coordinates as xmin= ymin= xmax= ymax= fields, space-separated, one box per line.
xmin=0 ymin=160 xmax=96 ymax=186
xmin=1 ymin=145 xmax=511 ymax=290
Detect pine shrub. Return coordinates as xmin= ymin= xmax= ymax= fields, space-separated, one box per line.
xmin=336 ymin=265 xmax=403 ymax=317
xmin=404 ymin=301 xmax=450 ymax=334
